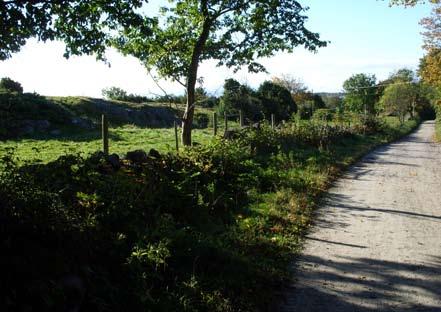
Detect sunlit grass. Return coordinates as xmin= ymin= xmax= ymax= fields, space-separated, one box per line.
xmin=0 ymin=126 xmax=217 ymax=163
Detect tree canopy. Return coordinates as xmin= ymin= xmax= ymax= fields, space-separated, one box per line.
xmin=114 ymin=0 xmax=326 ymax=145
xmin=0 ymin=0 xmax=148 ymax=61
xmin=419 ymin=48 xmax=441 ymax=88
xmin=343 ymin=73 xmax=377 ymax=114
xmin=379 ymin=83 xmax=418 ymax=123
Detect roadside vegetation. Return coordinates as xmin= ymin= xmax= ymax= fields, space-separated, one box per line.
xmin=1 ymin=73 xmax=429 ymax=311
xmin=0 ymin=113 xmax=418 ymax=311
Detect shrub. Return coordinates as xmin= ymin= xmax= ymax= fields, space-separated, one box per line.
xmin=102 ymin=87 xmax=153 ymax=103
xmin=312 ymin=109 xmax=333 ymax=122
xmin=257 ymin=81 xmax=297 ymax=121
xmin=0 ymin=77 xmax=23 ymax=93
xmin=193 ymin=113 xmax=209 ymax=129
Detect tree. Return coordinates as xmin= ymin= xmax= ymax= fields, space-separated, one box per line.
xmin=389 ymin=0 xmax=439 ymax=6
xmin=0 ymin=1 xmax=148 ymax=61
xmin=257 ymin=81 xmax=297 ymax=120
xmin=376 ymin=68 xmax=417 ymax=101
xmin=115 ymin=1 xmax=326 ymax=145
xmin=0 ymin=77 xmax=23 ymax=93
xmin=379 ymin=83 xmax=419 ymax=123
xmin=389 ymin=0 xmax=440 ymax=50
xmin=219 ymin=79 xmax=262 ymax=120
xmin=271 ymin=75 xmax=307 ymax=95
xmin=102 ymin=87 xmax=128 ymax=101
xmin=343 ymin=73 xmax=377 ymax=114
xmin=419 ymin=49 xmax=441 ymax=88
xmin=2 ymin=0 xmax=326 ymax=146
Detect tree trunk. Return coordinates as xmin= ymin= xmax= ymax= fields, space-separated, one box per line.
xmin=181 ymin=17 xmax=212 ymax=146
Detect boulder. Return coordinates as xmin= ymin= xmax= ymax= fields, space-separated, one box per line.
xmin=148 ymin=148 xmax=161 ymax=159
xmin=126 ymin=150 xmax=148 ymax=163
xmin=107 ymin=153 xmax=121 ymax=170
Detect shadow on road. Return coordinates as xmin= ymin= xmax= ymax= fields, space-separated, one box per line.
xmin=281 ymin=254 xmax=441 ymax=311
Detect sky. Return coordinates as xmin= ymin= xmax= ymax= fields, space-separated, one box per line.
xmin=0 ymin=0 xmax=434 ymax=97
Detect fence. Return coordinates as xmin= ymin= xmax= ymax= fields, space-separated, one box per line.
xmin=100 ymin=111 xmax=278 ymax=154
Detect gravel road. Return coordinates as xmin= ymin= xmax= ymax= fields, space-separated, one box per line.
xmin=280 ymin=121 xmax=441 ymax=312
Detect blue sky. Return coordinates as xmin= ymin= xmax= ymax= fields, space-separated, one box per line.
xmin=0 ymin=0 xmax=433 ymax=97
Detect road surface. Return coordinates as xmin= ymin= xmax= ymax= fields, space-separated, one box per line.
xmin=280 ymin=121 xmax=441 ymax=312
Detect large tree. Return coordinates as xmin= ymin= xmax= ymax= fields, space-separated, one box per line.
xmin=114 ymin=1 xmax=326 ymax=145
xmin=343 ymin=73 xmax=377 ymax=114
xmin=419 ymin=48 xmax=441 ymax=88
xmin=2 ymin=0 xmax=326 ymax=146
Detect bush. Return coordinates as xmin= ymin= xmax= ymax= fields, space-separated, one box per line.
xmin=257 ymin=81 xmax=297 ymax=121
xmin=193 ymin=113 xmax=210 ymax=129
xmin=312 ymin=109 xmax=333 ymax=122
xmin=102 ymin=87 xmax=153 ymax=103
xmin=0 ymin=77 xmax=23 ymax=93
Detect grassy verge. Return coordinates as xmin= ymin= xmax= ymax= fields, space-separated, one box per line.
xmin=0 ymin=117 xmax=418 ymax=311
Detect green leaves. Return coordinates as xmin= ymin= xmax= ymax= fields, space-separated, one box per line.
xmin=343 ymin=73 xmax=378 ymax=114
xmin=0 ymin=0 xmax=147 ymax=60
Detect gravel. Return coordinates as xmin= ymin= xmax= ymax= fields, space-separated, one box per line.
xmin=280 ymin=121 xmax=441 ymax=312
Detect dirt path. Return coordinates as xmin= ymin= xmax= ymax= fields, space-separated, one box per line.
xmin=280 ymin=121 xmax=441 ymax=312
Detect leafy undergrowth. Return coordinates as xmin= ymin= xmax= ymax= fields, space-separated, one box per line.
xmin=0 ymin=117 xmax=418 ymax=311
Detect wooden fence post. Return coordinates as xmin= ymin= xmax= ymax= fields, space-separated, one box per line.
xmin=239 ymin=110 xmax=244 ymax=128
xmin=224 ymin=112 xmax=228 ymax=132
xmin=102 ymin=114 xmax=109 ymax=155
xmin=271 ymin=114 xmax=275 ymax=130
xmin=213 ymin=112 xmax=218 ymax=136
xmin=174 ymin=121 xmax=179 ymax=152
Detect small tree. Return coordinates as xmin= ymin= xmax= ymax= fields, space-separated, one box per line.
xmin=257 ymin=81 xmax=297 ymax=120
xmin=343 ymin=73 xmax=377 ymax=115
xmin=0 ymin=77 xmax=23 ymax=93
xmin=379 ymin=83 xmax=419 ymax=123
xmin=102 ymin=87 xmax=128 ymax=101
xmin=219 ymin=79 xmax=262 ymax=120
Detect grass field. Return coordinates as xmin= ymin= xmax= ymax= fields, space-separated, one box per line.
xmin=0 ymin=125 xmax=220 ymax=163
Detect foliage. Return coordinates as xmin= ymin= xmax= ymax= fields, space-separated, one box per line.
xmin=420 ymin=3 xmax=441 ymax=50
xmin=0 ymin=77 xmax=23 ymax=93
xmin=419 ymin=48 xmax=441 ymax=88
xmin=312 ymin=109 xmax=334 ymax=122
xmin=219 ymin=79 xmax=263 ymax=121
xmin=379 ymin=83 xmax=419 ymax=123
xmin=271 ymin=75 xmax=307 ymax=95
xmin=0 ymin=115 xmax=419 ymax=311
xmin=343 ymin=73 xmax=377 ymax=114
xmin=102 ymin=87 xmax=153 ymax=103
xmin=257 ymin=81 xmax=297 ymax=120
xmin=0 ymin=0 xmax=148 ymax=60
xmin=113 ymin=0 xmax=326 ymax=145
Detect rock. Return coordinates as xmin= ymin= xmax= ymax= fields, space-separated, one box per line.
xmin=148 ymin=148 xmax=161 ymax=159
xmin=252 ymin=122 xmax=261 ymax=130
xmin=20 ymin=119 xmax=51 ymax=134
xmin=107 ymin=153 xmax=121 ymax=170
xmin=126 ymin=150 xmax=148 ymax=163
xmin=71 ymin=117 xmax=94 ymax=130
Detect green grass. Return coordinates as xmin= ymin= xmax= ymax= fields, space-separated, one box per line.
xmin=0 ymin=126 xmax=217 ymax=163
